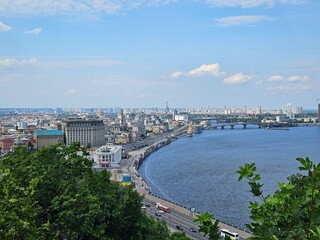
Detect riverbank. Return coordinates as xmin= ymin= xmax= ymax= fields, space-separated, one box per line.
xmin=123 ymin=127 xmax=252 ymax=239
xmin=137 ymin=126 xmax=320 ymax=237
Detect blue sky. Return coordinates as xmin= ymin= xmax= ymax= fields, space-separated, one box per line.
xmin=0 ymin=0 xmax=319 ymax=109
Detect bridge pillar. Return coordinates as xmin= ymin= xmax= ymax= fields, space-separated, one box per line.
xmin=243 ymin=124 xmax=247 ymax=129
xmin=221 ymin=126 xmax=225 ymax=130
xmin=230 ymin=125 xmax=234 ymax=129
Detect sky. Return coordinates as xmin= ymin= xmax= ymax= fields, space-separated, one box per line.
xmin=0 ymin=0 xmax=319 ymax=109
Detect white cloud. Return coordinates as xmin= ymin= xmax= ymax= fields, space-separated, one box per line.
xmin=287 ymin=75 xmax=310 ymax=82
xmin=0 ymin=0 xmax=177 ymax=16
xmin=25 ymin=28 xmax=42 ymax=35
xmin=204 ymin=0 xmax=307 ymax=8
xmin=187 ymin=63 xmax=225 ymax=77
xmin=215 ymin=15 xmax=272 ymax=26
xmin=0 ymin=58 xmax=38 ymax=67
xmin=267 ymin=83 xmax=311 ymax=92
xmin=169 ymin=71 xmax=184 ymax=79
xmin=169 ymin=63 xmax=225 ymax=78
xmin=0 ymin=58 xmax=18 ymax=67
xmin=223 ymin=72 xmax=253 ymax=85
xmin=267 ymin=74 xmax=310 ymax=82
xmin=267 ymin=74 xmax=311 ymax=92
xmin=279 ymin=0 xmax=307 ymax=5
xmin=0 ymin=21 xmax=11 ymax=32
xmin=64 ymin=88 xmax=78 ymax=95
xmin=268 ymin=75 xmax=284 ymax=82
xmin=21 ymin=58 xmax=38 ymax=65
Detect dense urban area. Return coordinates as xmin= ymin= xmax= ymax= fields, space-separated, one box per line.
xmin=0 ymin=104 xmax=319 ymax=158
xmin=0 ymin=104 xmax=319 ymax=240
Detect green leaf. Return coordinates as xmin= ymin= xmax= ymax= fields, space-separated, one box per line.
xmin=297 ymin=157 xmax=314 ymax=171
xmin=237 ymin=163 xmax=256 ymax=181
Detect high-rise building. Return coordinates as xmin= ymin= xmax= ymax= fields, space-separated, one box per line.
xmin=318 ymin=103 xmax=320 ymax=121
xmin=294 ymin=107 xmax=303 ymax=114
xmin=65 ymin=118 xmax=105 ymax=148
xmin=166 ymin=101 xmax=169 ymax=112
xmin=173 ymin=109 xmax=178 ymax=120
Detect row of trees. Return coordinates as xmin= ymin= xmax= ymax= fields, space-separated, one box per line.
xmin=1 ymin=143 xmax=319 ymax=239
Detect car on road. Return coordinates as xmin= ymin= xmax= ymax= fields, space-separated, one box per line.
xmin=155 ymin=212 xmax=161 ymax=217
xmin=158 ymin=210 xmax=164 ymax=213
xmin=189 ymin=227 xmax=197 ymax=233
xmin=176 ymin=225 xmax=183 ymax=230
xmin=145 ymin=203 xmax=151 ymax=207
xmin=141 ymin=205 xmax=146 ymax=209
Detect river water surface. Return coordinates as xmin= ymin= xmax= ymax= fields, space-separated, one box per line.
xmin=138 ymin=126 xmax=320 ymax=229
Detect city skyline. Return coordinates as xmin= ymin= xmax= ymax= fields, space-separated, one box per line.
xmin=0 ymin=0 xmax=319 ymax=109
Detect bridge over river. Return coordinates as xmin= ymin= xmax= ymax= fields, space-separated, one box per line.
xmin=203 ymin=122 xmax=263 ymax=130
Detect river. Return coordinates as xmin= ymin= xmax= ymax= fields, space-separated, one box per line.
xmin=138 ymin=125 xmax=320 ymax=229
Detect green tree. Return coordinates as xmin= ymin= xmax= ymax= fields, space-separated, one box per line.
xmin=0 ymin=143 xmax=170 ymax=240
xmin=237 ymin=157 xmax=320 ymax=240
xmin=170 ymin=231 xmax=191 ymax=240
xmin=194 ymin=212 xmax=220 ymax=240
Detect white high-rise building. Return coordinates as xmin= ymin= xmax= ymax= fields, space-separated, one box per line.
xmin=294 ymin=107 xmax=303 ymax=114
xmin=282 ymin=103 xmax=293 ymax=118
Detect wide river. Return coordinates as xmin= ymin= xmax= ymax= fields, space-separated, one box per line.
xmin=138 ymin=125 xmax=320 ymax=229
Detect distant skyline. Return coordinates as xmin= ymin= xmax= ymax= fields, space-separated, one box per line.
xmin=0 ymin=0 xmax=319 ymax=109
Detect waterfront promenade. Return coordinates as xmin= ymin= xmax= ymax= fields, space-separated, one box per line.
xmin=121 ymin=129 xmax=252 ymax=239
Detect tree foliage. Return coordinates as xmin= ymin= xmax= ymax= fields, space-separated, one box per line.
xmin=194 ymin=212 xmax=220 ymax=240
xmin=170 ymin=232 xmax=191 ymax=240
xmin=237 ymin=157 xmax=320 ymax=240
xmin=0 ymin=143 xmax=170 ymax=240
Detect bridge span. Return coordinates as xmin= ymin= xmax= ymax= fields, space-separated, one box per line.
xmin=203 ymin=122 xmax=263 ymax=130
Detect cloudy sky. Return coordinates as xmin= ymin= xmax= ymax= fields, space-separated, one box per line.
xmin=0 ymin=0 xmax=319 ymax=109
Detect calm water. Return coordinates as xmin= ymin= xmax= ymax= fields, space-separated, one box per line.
xmin=138 ymin=126 xmax=320 ymax=228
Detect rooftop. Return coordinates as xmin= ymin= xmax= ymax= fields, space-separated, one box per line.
xmin=35 ymin=129 xmax=63 ymax=136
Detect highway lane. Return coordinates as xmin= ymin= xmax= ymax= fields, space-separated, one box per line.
xmin=142 ymin=200 xmax=208 ymax=240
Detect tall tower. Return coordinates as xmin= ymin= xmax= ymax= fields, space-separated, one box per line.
xmin=166 ymin=101 xmax=169 ymax=112
xmin=119 ymin=109 xmax=125 ymax=128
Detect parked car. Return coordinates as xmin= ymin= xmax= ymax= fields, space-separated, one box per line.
xmin=155 ymin=212 xmax=161 ymax=217
xmin=189 ymin=227 xmax=197 ymax=233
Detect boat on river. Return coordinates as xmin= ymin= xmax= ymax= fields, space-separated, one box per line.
xmin=266 ymin=127 xmax=289 ymax=130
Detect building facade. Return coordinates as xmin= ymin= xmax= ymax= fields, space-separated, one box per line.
xmin=0 ymin=138 xmax=14 ymax=153
xmin=35 ymin=130 xmax=64 ymax=148
xmin=92 ymin=143 xmax=122 ymax=168
xmin=65 ymin=119 xmax=105 ymax=147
